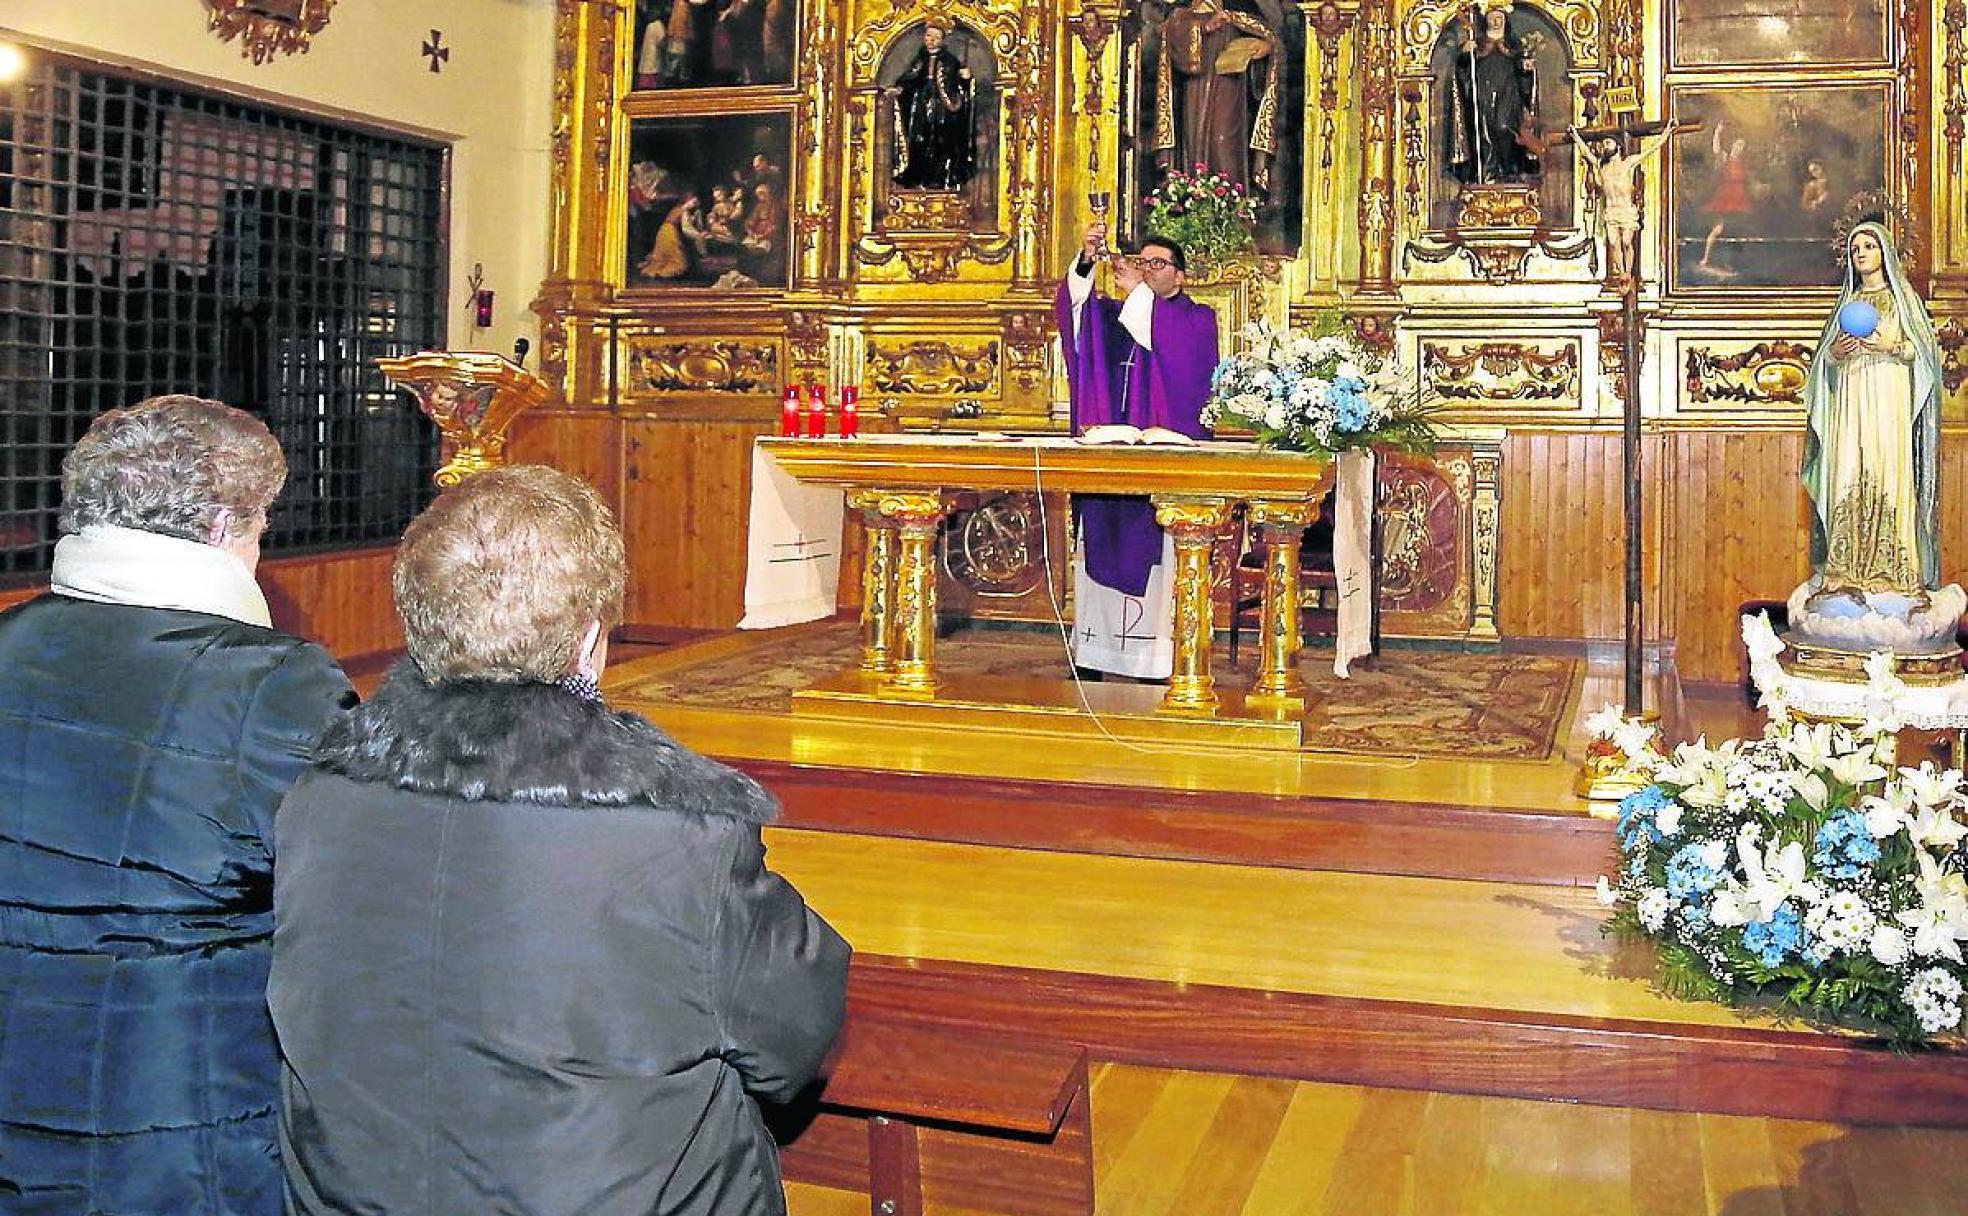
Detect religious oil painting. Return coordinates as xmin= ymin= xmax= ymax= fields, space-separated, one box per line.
xmin=622 ymin=113 xmax=793 ymax=291
xmin=1126 ymin=0 xmax=1305 ymax=255
xmin=629 ymin=0 xmax=796 ymax=90
xmin=1668 ymin=84 xmax=1889 ymax=292
xmin=875 ymin=20 xmax=1000 ymax=230
xmin=1671 ymin=0 xmax=1888 ymax=68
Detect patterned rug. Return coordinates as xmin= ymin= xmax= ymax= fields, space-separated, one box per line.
xmin=613 ymin=623 xmax=1578 ymax=761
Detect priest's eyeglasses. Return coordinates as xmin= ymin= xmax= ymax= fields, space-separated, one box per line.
xmin=1122 ymin=255 xmax=1177 ymax=271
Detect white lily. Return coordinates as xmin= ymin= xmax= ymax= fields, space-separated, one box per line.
xmin=1896 ymin=851 xmax=1968 ymax=962
xmin=1736 ymin=830 xmax=1821 ymax=922
xmin=1612 ymin=719 xmax=1661 ymax=765
xmin=1594 ymin=876 xmax=1618 ymax=907
xmin=1825 ymin=751 xmax=1889 ymax=790
xmin=1741 ymin=613 xmax=1785 ymax=666
xmin=1907 ymin=802 xmax=1968 ymax=852
xmin=1778 ymin=721 xmax=1838 ymax=772
xmin=1898 ymin=763 xmax=1964 ymax=810
xmin=1795 ymin=772 xmax=1831 ymax=812
xmin=1678 ymin=764 xmax=1731 ymax=810
xmin=1860 ymin=786 xmax=1914 ymax=839
xmin=1584 ymin=703 xmax=1626 ymax=740
xmin=1863 ymin=649 xmax=1908 ymax=702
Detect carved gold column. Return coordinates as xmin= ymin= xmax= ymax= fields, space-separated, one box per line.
xmin=846 ymin=490 xmax=899 ymax=675
xmin=1470 ymin=446 xmax=1502 ymax=642
xmin=1246 ymin=499 xmax=1318 ymax=707
xmin=532 ymin=0 xmax=625 ymax=404
xmin=872 ymin=490 xmax=948 ymax=697
xmin=1353 ymin=0 xmax=1397 ymax=297
xmin=1152 ymin=496 xmax=1234 ymax=716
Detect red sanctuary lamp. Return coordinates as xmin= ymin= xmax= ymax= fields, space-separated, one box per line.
xmin=840 ymin=385 xmax=860 ymax=438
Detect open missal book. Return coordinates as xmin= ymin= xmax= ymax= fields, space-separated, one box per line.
xmin=1075 ymin=424 xmax=1196 ymax=446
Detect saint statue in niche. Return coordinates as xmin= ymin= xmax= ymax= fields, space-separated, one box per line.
xmin=891 ymin=18 xmax=976 ymax=191
xmin=1443 ymin=4 xmax=1543 ymax=185
xmin=1151 ymin=0 xmax=1284 ymax=193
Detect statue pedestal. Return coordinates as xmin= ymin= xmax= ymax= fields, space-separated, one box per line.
xmin=1783 ymin=577 xmax=1967 ymax=681
xmin=379 ymin=351 xmax=555 ymax=487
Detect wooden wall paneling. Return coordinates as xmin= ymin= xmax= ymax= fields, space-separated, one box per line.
xmin=509 ymin=411 xmax=625 ymax=517
xmin=259 ymin=546 xmax=402 ymax=661
xmin=1498 ymin=430 xmax=1624 ymax=643
xmin=622 ymin=416 xmax=773 ymax=630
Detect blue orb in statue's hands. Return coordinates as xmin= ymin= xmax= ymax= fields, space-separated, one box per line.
xmin=1838 ymin=299 xmax=1880 ymax=339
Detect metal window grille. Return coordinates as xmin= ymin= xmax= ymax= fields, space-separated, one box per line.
xmin=0 ymin=54 xmax=447 ymax=575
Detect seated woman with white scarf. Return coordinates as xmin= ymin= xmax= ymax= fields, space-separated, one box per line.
xmin=0 ymin=395 xmax=353 ymax=1215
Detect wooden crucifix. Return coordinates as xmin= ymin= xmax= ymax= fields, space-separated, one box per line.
xmin=1567 ymin=102 xmax=1703 ymax=714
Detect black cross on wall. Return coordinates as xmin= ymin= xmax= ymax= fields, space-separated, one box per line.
xmin=422 ymin=30 xmax=450 ymax=74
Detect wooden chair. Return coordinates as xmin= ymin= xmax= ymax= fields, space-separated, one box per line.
xmin=777 ymin=1014 xmax=1094 ymax=1216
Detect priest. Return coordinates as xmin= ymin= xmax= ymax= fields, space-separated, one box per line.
xmin=1054 ymin=221 xmax=1218 ymax=678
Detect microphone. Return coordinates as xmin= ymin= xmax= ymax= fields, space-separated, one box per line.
xmin=512 ymin=337 xmax=530 ymax=368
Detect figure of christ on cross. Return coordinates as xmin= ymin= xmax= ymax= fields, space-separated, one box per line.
xmin=1564 ymin=107 xmax=1700 ymax=710
xmin=1053 ymin=217 xmax=1219 ymax=679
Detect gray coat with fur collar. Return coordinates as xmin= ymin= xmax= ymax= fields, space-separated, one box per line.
xmin=269 ymin=667 xmax=849 ymax=1216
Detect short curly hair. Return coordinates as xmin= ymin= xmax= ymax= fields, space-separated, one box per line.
xmin=59 ymin=395 xmax=287 ymax=541
xmin=393 ymin=465 xmax=628 ymax=684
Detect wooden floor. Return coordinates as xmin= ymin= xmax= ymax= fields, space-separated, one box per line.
xmin=787 ymin=1062 xmax=1968 ymax=1216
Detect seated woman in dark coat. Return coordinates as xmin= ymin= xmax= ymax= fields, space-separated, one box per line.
xmin=270 ymin=464 xmax=850 ymax=1216
xmin=0 ymin=396 xmax=354 ymax=1214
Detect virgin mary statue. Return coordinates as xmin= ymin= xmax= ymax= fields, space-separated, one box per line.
xmin=1792 ymin=221 xmax=1960 ymax=652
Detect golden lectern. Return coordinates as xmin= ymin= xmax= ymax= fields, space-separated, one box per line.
xmin=379 ymin=351 xmax=555 ymax=486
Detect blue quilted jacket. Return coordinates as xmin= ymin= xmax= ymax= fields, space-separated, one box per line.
xmin=0 ymin=594 xmax=351 ymax=1215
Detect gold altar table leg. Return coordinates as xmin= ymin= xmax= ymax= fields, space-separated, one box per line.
xmin=864 ymin=490 xmax=948 ymax=698
xmin=1247 ymin=499 xmax=1317 ymax=710
xmin=847 ymin=491 xmax=899 ymax=676
xmin=1152 ymin=496 xmax=1233 ymax=717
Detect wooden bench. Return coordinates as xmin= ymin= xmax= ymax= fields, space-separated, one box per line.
xmin=777 ymin=1015 xmax=1093 ymax=1216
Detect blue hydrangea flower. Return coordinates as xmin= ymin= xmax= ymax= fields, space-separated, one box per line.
xmin=1616 ymin=786 xmax=1671 ymax=850
xmin=1811 ymin=810 xmax=1880 ymax=879
xmin=1666 ymin=843 xmax=1726 ymax=900
xmin=1741 ymin=902 xmax=1807 ymax=968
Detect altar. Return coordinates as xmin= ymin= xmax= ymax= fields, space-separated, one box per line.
xmin=754 ymin=434 xmax=1335 ymax=749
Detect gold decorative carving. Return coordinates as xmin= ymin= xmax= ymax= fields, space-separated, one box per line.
xmin=886 ymin=191 xmax=976 ymax=230
xmin=1356 ymin=0 xmax=1398 ymax=295
xmin=1068 ymin=7 xmax=1115 ymax=117
xmin=1946 ymin=0 xmax=1967 ymax=188
xmin=1312 ymin=3 xmax=1354 ymax=180
xmin=1405 ymin=230 xmax=1595 ymax=284
xmin=591 ymin=3 xmax=618 ymax=191
xmin=1002 ymin=312 xmax=1051 ymax=392
xmin=380 ymin=352 xmax=555 ymax=488
xmin=1454 ymin=184 xmax=1542 ymax=229
xmin=1422 ymin=341 xmax=1581 ymax=403
xmin=867 ymin=340 xmax=1000 ymax=397
xmin=1152 ymin=496 xmax=1234 ymax=716
xmin=847 ymin=489 xmax=901 ymax=674
xmin=1470 ymin=449 xmax=1502 ymax=641
xmin=785 ymin=310 xmax=831 ymax=384
xmin=1683 ymin=341 xmax=1814 ymax=407
xmin=1246 ymin=498 xmax=1319 ymax=707
xmin=626 ymin=340 xmax=781 ymax=397
xmin=1938 ymin=318 xmax=1968 ymax=394
xmin=206 ymin=0 xmax=336 ymax=64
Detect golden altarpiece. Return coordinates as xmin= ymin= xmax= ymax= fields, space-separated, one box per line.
xmin=526 ymin=0 xmax=1968 ymax=677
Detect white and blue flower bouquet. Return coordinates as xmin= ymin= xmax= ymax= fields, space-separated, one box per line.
xmin=1201 ymin=313 xmax=1438 ymax=459
xmin=1597 ymin=693 xmax=1968 ymax=1045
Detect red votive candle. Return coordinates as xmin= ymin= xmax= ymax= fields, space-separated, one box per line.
xmin=779 ymin=386 xmax=800 ymax=437
xmin=840 ymin=385 xmax=859 ymax=438
xmin=804 ymin=383 xmax=826 ymax=437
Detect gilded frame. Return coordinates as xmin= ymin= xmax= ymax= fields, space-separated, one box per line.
xmin=1663 ymin=79 xmax=1894 ymax=295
